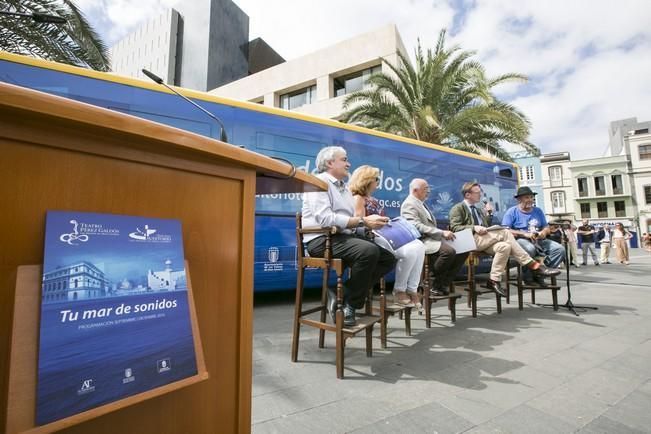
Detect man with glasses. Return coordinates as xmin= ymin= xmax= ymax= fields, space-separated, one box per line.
xmin=401 ymin=178 xmax=466 ymax=295
xmin=449 ymin=182 xmax=560 ymax=296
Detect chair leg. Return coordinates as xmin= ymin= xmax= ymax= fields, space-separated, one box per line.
xmin=366 ymin=324 xmax=373 ymax=357
xmin=472 ymin=291 xmax=478 ymax=318
xmin=496 ymin=292 xmax=502 ymax=314
xmin=319 ymin=269 xmax=329 ymax=349
xmin=449 ymin=297 xmax=457 ymax=322
xmin=381 ymin=315 xmax=388 ymax=349
xmin=291 ymin=266 xmax=305 ymax=362
xmin=531 ymin=290 xmax=536 ymax=304
xmin=404 ymin=309 xmax=412 ymax=336
xmin=517 ymin=265 xmax=524 ymax=311
xmin=336 ymin=309 xmax=344 ymax=379
xmin=422 ymin=260 xmax=432 ymax=328
xmin=552 ymin=289 xmax=559 ymax=311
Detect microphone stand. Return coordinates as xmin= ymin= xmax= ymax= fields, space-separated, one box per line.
xmin=538 ymin=226 xmax=598 ymax=316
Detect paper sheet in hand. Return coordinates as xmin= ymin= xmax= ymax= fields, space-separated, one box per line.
xmin=486 ymin=225 xmax=508 ymax=232
xmin=441 ymin=228 xmax=476 ymax=253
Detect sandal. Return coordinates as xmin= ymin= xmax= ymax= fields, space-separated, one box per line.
xmin=394 ymin=291 xmax=415 ymax=307
xmin=408 ymin=292 xmax=423 ymax=314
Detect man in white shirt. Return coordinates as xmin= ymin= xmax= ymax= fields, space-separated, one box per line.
xmin=597 ymin=224 xmax=612 ymax=264
xmin=302 ymin=146 xmax=395 ymax=326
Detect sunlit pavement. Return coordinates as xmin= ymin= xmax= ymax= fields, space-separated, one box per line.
xmin=252 ymin=250 xmax=651 ymax=433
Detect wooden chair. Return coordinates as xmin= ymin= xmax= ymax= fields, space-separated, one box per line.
xmin=506 ymin=263 xmax=559 ymax=311
xmin=421 ymin=253 xmax=463 ymax=327
xmin=291 ymin=213 xmax=382 ymax=379
xmin=464 ymin=251 xmax=504 ymax=318
xmin=374 ymin=278 xmax=412 ymax=349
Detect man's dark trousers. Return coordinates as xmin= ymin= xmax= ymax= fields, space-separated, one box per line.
xmin=307 ymin=234 xmax=396 ymax=309
xmin=428 ymin=243 xmax=468 ymax=289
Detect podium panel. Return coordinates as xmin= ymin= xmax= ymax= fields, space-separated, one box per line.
xmin=0 ymin=82 xmax=325 ymax=433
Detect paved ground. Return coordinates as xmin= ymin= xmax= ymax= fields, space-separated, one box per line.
xmin=252 ymin=249 xmax=651 ymax=433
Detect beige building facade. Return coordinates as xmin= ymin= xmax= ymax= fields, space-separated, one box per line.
xmin=210 ymin=24 xmax=408 ymax=119
xmin=571 ymin=155 xmax=635 ymax=228
xmin=625 ymin=129 xmax=651 ymax=233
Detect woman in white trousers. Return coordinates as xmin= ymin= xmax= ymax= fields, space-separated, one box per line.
xmin=349 ymin=165 xmax=425 ymax=310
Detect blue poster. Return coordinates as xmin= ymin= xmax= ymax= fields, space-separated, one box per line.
xmin=36 ymin=211 xmax=197 ymax=425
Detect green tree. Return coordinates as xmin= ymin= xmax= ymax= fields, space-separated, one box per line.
xmin=341 ymin=30 xmax=539 ymax=161
xmin=0 ymin=0 xmax=110 ymax=71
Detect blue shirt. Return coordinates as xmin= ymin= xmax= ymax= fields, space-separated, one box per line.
xmin=501 ymin=206 xmax=547 ymax=232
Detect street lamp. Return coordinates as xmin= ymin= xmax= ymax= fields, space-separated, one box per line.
xmin=0 ymin=10 xmax=66 ymax=24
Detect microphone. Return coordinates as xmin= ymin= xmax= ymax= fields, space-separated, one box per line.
xmin=482 ymin=199 xmax=493 ymax=215
xmin=141 ymin=68 xmax=229 ymax=143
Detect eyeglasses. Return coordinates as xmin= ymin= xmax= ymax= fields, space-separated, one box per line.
xmin=375 ymin=177 xmax=380 ymax=182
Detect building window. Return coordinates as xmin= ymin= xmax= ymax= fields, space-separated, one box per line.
xmin=611 ymin=174 xmax=623 ymax=195
xmin=597 ymin=201 xmax=608 ymax=218
xmin=580 ymin=203 xmax=591 ymax=218
xmin=645 ymin=185 xmax=651 ymax=204
xmin=549 ymin=166 xmax=562 ymax=187
xmin=279 ymin=85 xmax=317 ymax=110
xmin=518 ymin=165 xmax=535 ymax=184
xmin=334 ymin=65 xmax=381 ymax=97
xmin=551 ymin=191 xmax=565 ymax=213
xmin=577 ymin=177 xmax=588 ymax=197
xmin=594 ymin=176 xmax=605 ymax=196
xmin=640 ymin=144 xmax=651 ymax=160
xmin=614 ymin=200 xmax=626 ymax=217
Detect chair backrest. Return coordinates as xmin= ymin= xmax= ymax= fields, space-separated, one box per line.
xmin=295 ymin=212 xmax=336 ymax=269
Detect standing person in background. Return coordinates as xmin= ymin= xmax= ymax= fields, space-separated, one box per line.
xmin=577 ymin=218 xmax=599 ymax=266
xmin=612 ymin=223 xmax=632 ymax=265
xmin=597 ymin=224 xmax=613 ymax=264
xmin=565 ymin=223 xmax=580 ymax=268
xmin=643 ymin=233 xmax=651 ymax=252
xmin=349 ymin=165 xmax=425 ymax=310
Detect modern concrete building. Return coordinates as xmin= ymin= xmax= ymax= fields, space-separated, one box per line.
xmin=210 ymin=24 xmax=408 ymax=120
xmin=512 ymin=151 xmax=545 ymax=211
xmin=110 ymin=0 xmax=284 ymax=91
xmin=540 ymin=152 xmax=574 ymax=220
xmin=625 ymin=128 xmax=651 ymax=233
xmin=608 ymin=117 xmax=651 ymax=156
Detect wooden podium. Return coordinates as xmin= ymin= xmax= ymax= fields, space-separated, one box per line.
xmin=0 ymin=82 xmax=326 ymax=433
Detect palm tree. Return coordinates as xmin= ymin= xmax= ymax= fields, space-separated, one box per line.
xmin=341 ymin=29 xmax=539 ymax=161
xmin=0 ymin=0 xmax=110 ymax=71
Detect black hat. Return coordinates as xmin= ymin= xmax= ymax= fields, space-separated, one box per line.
xmin=514 ymin=186 xmax=537 ymax=198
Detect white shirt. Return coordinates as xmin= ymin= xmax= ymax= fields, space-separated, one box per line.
xmin=301 ymin=172 xmax=354 ymax=242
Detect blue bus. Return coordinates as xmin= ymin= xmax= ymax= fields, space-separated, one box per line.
xmin=0 ymin=52 xmax=520 ymax=291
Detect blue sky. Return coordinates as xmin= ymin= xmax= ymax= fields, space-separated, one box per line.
xmin=76 ymin=0 xmax=651 ymax=160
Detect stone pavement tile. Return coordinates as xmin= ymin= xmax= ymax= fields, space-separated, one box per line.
xmin=562 ymin=366 xmax=647 ymax=406
xmin=438 ymin=394 xmax=506 ymax=425
xmin=637 ymin=379 xmax=651 ymax=396
xmin=603 ymin=351 xmax=651 ymax=379
xmin=576 ymin=415 xmax=646 ymax=434
xmin=462 ymin=421 xmax=508 ymax=433
xmin=496 ymin=365 xmax=564 ymax=392
xmin=528 ymin=347 xmax=611 ymax=380
xmin=451 ymin=367 xmax=548 ymax=411
xmin=600 ymin=390 xmax=651 ymax=432
xmin=486 ymin=404 xmax=576 ymax=434
xmin=349 ymin=400 xmax=474 ymax=434
xmin=252 ymin=396 xmax=413 ymax=434
xmin=527 ymin=383 xmax=609 ymax=429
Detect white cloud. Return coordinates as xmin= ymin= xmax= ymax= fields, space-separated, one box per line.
xmin=80 ymin=0 xmax=651 ymax=160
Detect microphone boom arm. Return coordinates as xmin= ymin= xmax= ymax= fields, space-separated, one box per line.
xmin=142 ymin=68 xmax=228 ymax=143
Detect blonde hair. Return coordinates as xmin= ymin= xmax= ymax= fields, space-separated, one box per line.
xmin=349 ymin=165 xmax=380 ymax=196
